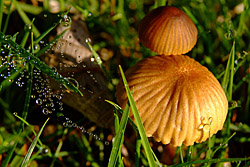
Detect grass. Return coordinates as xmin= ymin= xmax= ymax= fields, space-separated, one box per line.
xmin=0 ymin=0 xmax=250 ymax=166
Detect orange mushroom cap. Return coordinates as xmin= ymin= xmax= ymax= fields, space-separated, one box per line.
xmin=139 ymin=6 xmax=198 ymax=56
xmin=116 ymin=55 xmax=228 ymax=146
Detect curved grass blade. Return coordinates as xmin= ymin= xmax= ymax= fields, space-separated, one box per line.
xmin=34 ymin=22 xmax=60 ymax=44
xmin=107 ymin=100 xmax=130 ymax=167
xmin=222 ymin=41 xmax=235 ymax=100
xmin=119 ymin=65 xmax=156 ymax=167
xmin=21 ymin=118 xmax=50 ymax=167
xmin=105 ymin=100 xmax=138 ymax=130
xmin=211 ymin=132 xmax=236 ymax=157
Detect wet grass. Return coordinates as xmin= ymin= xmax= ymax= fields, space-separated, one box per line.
xmin=0 ymin=0 xmax=250 ymax=166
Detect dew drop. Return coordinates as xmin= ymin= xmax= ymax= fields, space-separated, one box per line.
xmin=50 ymin=103 xmax=54 ymax=107
xmin=63 ymin=122 xmax=68 ymax=127
xmin=81 ymin=127 xmax=86 ymax=133
xmin=24 ymin=24 xmax=32 ymax=32
xmin=85 ymin=38 xmax=92 ymax=43
xmin=34 ymin=43 xmax=40 ymax=53
xmin=36 ymin=98 xmax=43 ymax=105
xmin=229 ymin=100 xmax=239 ymax=108
xmin=224 ymin=30 xmax=233 ymax=40
xmin=42 ymin=148 xmax=49 ymax=154
xmin=90 ymin=57 xmax=95 ymax=62
xmin=61 ymin=15 xmax=72 ymax=27
xmin=72 ymin=123 xmax=77 ymax=127
xmin=13 ymin=112 xmax=18 ymax=116
xmin=42 ymin=108 xmax=51 ymax=115
xmin=105 ymin=141 xmax=110 ymax=145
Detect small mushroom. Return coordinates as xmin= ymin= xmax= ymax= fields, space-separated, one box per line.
xmin=139 ymin=6 xmax=198 ymax=55
xmin=116 ymin=55 xmax=228 ymax=146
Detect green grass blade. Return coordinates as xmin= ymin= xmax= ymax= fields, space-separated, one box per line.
xmin=14 ymin=113 xmax=43 ymax=146
xmin=113 ymin=106 xmax=124 ymax=167
xmin=20 ymin=31 xmax=30 ymax=48
xmin=21 ymin=117 xmax=50 ymax=167
xmin=35 ymin=28 xmax=68 ymax=57
xmin=179 ymin=145 xmax=184 ymax=163
xmin=2 ymin=0 xmax=13 ymax=34
xmin=221 ymin=41 xmax=235 ymax=141
xmin=243 ymin=161 xmax=250 ymax=167
xmin=0 ymin=32 xmax=83 ymax=96
xmin=1 ymin=63 xmax=33 ymax=167
xmin=211 ymin=132 xmax=236 ymax=157
xmin=34 ymin=21 xmax=59 ymax=44
xmin=119 ymin=65 xmax=156 ymax=167
xmin=86 ymin=40 xmax=114 ymax=89
xmin=0 ymin=67 xmax=25 ymax=90
xmin=221 ymin=41 xmax=235 ymax=100
xmin=16 ymin=1 xmax=43 ymax=15
xmin=14 ymin=0 xmax=40 ymax=38
xmin=0 ymin=0 xmax=4 ymax=32
xmin=135 ymin=134 xmax=141 ymax=167
xmin=107 ymin=99 xmax=130 ymax=167
xmin=105 ymin=100 xmax=138 ymax=131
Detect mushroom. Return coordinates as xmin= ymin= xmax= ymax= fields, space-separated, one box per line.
xmin=115 ymin=55 xmax=228 ymax=146
xmin=139 ymin=6 xmax=198 ymax=55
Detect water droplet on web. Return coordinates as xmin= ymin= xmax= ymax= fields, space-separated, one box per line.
xmin=36 ymin=98 xmax=43 ymax=105
xmin=72 ymin=123 xmax=77 ymax=127
xmin=50 ymin=102 xmax=54 ymax=107
xmin=42 ymin=108 xmax=52 ymax=115
xmin=63 ymin=122 xmax=68 ymax=127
